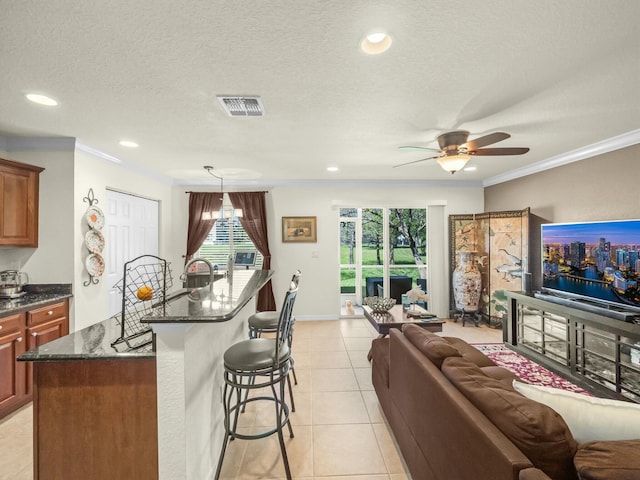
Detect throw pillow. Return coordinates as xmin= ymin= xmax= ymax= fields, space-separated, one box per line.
xmin=574 ymin=439 xmax=640 ymax=480
xmin=442 ymin=356 xmax=578 ymax=480
xmin=513 ymin=381 xmax=640 ymax=443
xmin=402 ymin=324 xmax=460 ymax=368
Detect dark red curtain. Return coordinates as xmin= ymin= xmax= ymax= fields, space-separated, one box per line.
xmin=185 ymin=192 xmax=223 ymax=264
xmin=229 ymin=192 xmax=276 ymax=311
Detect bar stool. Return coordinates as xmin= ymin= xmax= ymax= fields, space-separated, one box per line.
xmin=248 ymin=270 xmax=301 ymax=339
xmin=247 ymin=270 xmax=301 ymax=410
xmin=215 ymin=283 xmax=298 ymax=480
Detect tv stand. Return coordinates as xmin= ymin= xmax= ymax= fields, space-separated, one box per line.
xmin=533 ymin=291 xmax=640 ymax=322
xmin=505 ymin=291 xmax=640 ymax=402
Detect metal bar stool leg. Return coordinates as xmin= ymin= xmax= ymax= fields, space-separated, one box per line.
xmin=273 ymin=370 xmax=293 ymax=480
xmin=215 ymin=376 xmax=234 ymax=480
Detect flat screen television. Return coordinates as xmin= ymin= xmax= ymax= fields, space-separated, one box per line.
xmin=234 ymin=251 xmax=256 ymax=268
xmin=541 ymin=219 xmax=640 ymax=311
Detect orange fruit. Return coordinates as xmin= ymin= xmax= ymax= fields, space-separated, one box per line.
xmin=136 ymin=285 xmax=154 ymax=301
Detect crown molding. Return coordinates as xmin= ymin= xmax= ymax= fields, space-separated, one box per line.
xmin=483 ymin=129 xmax=640 ymax=187
xmin=177 ymin=177 xmax=484 ymax=189
xmin=75 ymin=141 xmax=174 ymax=185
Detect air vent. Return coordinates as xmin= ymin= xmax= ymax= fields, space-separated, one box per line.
xmin=217 ymin=96 xmax=264 ymax=117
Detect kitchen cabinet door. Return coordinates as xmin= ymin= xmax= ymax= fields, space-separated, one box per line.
xmin=0 ymin=314 xmax=26 ymax=418
xmin=0 ymin=157 xmax=44 ymax=247
xmin=25 ymin=314 xmax=67 ymax=396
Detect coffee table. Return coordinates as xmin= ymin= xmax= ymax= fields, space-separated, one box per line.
xmin=364 ymin=304 xmax=445 ymax=360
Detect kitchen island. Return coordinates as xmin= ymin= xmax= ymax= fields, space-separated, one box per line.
xmin=19 ymin=270 xmax=273 ymax=480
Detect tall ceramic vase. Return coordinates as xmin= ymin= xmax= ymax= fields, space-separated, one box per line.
xmin=452 ymin=252 xmax=482 ymax=312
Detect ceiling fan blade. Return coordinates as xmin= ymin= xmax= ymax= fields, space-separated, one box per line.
xmin=392 ymin=155 xmax=439 ymax=168
xmin=469 ymin=147 xmax=530 ymax=156
xmin=399 ymin=145 xmax=441 ymax=153
xmin=464 ymin=132 xmax=510 ymax=150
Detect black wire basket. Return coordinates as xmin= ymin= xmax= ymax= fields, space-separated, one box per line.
xmin=111 ymin=255 xmax=173 ymax=351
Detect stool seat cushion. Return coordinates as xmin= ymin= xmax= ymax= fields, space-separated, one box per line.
xmin=248 ymin=311 xmax=280 ymax=330
xmin=224 ymin=338 xmax=290 ymax=371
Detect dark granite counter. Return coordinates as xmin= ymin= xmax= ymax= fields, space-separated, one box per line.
xmin=142 ymin=269 xmax=272 ymax=323
xmin=0 ymin=283 xmax=72 ymax=316
xmin=18 ymin=315 xmax=152 ymax=361
xmin=18 ymin=270 xmax=272 ymax=362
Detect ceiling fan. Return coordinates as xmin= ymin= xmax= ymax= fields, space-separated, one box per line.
xmin=395 ymin=130 xmax=530 ymax=174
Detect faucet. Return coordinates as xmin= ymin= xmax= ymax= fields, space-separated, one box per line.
xmin=181 ymin=258 xmax=215 ymax=290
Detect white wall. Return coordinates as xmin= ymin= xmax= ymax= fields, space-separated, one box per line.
xmin=171 ymin=182 xmax=485 ymax=319
xmin=73 ymin=149 xmax=181 ymax=331
xmin=0 ymin=148 xmax=75 ymax=284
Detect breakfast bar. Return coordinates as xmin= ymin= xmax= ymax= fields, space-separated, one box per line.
xmin=19 ymin=269 xmax=272 ymax=480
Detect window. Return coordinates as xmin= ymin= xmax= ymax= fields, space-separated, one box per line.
xmin=340 ymin=207 xmax=427 ymax=306
xmin=196 ymin=194 xmax=263 ymax=268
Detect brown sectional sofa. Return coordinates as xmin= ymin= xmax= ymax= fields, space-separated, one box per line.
xmin=370 ymin=325 xmax=640 ymax=480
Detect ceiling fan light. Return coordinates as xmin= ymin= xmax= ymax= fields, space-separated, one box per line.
xmin=437 ymin=154 xmax=470 ymax=174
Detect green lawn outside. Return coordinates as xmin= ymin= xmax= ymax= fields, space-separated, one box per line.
xmin=340 ymin=245 xmax=425 ymax=265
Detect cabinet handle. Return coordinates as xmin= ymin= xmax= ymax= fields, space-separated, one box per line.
xmin=17 ymin=337 xmax=23 ymax=342
xmin=0 ymin=325 xmax=2 ymax=331
xmin=32 ymin=332 xmax=38 ymax=337
xmin=47 ymin=310 xmax=53 ymax=315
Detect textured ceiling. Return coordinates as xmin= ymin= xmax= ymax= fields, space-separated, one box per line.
xmin=0 ymin=1 xmax=639 ymax=186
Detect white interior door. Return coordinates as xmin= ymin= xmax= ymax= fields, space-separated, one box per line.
xmin=105 ymin=190 xmax=159 ymax=317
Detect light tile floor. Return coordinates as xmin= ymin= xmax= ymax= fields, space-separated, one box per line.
xmin=0 ymin=317 xmax=501 ymax=480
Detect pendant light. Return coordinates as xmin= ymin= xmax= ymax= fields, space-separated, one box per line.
xmin=203 ymin=166 xmax=243 ymax=219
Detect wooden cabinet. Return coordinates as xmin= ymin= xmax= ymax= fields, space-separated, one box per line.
xmin=0 ymin=313 xmax=26 ymax=417
xmin=0 ymin=157 xmax=44 ymax=247
xmin=33 ymin=358 xmax=158 ymax=480
xmin=0 ymin=299 xmax=69 ymax=418
xmin=25 ymin=302 xmax=69 ymax=397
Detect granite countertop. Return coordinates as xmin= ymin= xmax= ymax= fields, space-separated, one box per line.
xmin=0 ymin=284 xmax=72 ymax=316
xmin=18 ymin=315 xmax=154 ymax=361
xmin=142 ymin=269 xmax=273 ymax=323
xmin=18 ymin=270 xmax=272 ymax=362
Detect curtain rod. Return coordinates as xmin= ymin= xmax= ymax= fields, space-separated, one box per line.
xmin=184 ymin=191 xmax=270 ymax=194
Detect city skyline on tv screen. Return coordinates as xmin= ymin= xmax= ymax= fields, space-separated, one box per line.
xmin=541 ymin=219 xmax=640 ymax=308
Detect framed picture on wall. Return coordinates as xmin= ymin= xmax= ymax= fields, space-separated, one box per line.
xmin=282 ymin=216 xmax=317 ymax=243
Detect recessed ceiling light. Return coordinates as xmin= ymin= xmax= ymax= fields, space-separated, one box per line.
xmin=360 ymin=31 xmax=392 ymax=55
xmin=25 ymin=93 xmax=58 ymax=106
xmin=463 ymin=166 xmax=477 ymax=172
xmin=327 ymin=166 xmax=339 ymax=172
xmin=119 ymin=140 xmax=139 ymax=148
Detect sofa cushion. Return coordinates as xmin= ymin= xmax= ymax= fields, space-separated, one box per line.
xmin=443 ymin=336 xmax=497 ymax=367
xmin=402 ymin=324 xmax=461 ymax=368
xmin=574 ymin=440 xmax=640 ymax=480
xmin=442 ymin=356 xmax=578 ymax=480
xmin=481 ymin=365 xmax=521 ymax=389
xmin=513 ymin=381 xmax=640 ymax=443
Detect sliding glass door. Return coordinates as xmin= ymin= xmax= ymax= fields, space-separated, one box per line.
xmin=340 ymin=207 xmax=427 ymax=312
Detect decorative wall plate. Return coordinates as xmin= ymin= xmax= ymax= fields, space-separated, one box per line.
xmin=86 ymin=253 xmax=105 ymax=277
xmin=85 ymin=206 xmax=105 ymax=230
xmin=84 ymin=229 xmax=105 ymax=254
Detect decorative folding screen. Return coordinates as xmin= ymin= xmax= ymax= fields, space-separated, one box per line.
xmin=449 ymin=207 xmax=530 ymax=326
